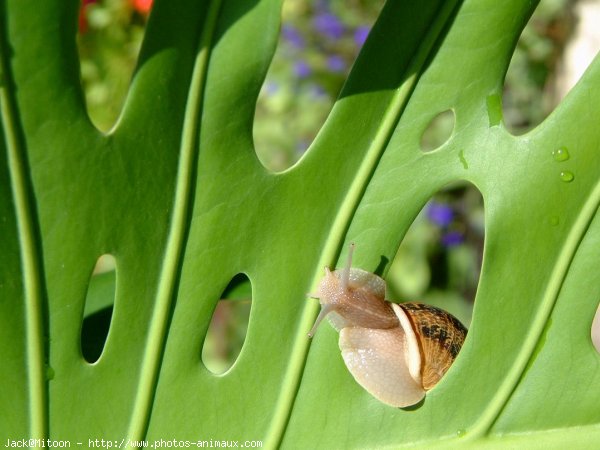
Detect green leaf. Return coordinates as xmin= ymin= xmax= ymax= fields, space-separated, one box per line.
xmin=1 ymin=0 xmax=599 ymax=448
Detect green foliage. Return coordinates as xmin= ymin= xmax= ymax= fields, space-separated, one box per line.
xmin=1 ymin=0 xmax=600 ymax=448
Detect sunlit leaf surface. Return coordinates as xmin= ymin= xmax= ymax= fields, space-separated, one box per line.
xmin=1 ymin=0 xmax=599 ymax=447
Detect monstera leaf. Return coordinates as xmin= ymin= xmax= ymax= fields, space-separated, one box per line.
xmin=1 ymin=0 xmax=599 ymax=448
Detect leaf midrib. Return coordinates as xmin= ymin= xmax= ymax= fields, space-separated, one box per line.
xmin=0 ymin=29 xmax=48 ymax=439
xmin=126 ymin=0 xmax=224 ymax=440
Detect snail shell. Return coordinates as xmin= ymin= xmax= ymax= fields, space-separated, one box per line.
xmin=308 ymin=244 xmax=467 ymax=407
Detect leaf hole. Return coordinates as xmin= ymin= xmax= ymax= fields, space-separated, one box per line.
xmin=420 ymin=109 xmax=455 ymax=153
xmin=592 ymin=301 xmax=600 ymax=354
xmin=202 ymin=274 xmax=252 ymax=374
xmin=81 ymin=254 xmax=116 ymax=363
xmin=502 ymin=1 xmax=597 ymax=135
xmin=253 ymin=0 xmax=384 ymax=171
xmin=77 ymin=0 xmax=152 ymax=131
xmin=388 ymin=184 xmax=484 ymax=329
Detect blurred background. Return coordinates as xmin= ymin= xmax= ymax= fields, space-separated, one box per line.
xmin=79 ymin=0 xmax=600 ymax=373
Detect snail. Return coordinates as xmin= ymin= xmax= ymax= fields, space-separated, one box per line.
xmin=308 ymin=243 xmax=467 ymax=407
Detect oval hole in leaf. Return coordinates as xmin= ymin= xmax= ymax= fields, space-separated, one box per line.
xmin=420 ymin=109 xmax=455 ymax=153
xmin=202 ymin=274 xmax=252 ymax=374
xmin=387 ymin=183 xmax=484 ymax=329
xmin=502 ymin=1 xmax=597 ymax=135
xmin=81 ymin=254 xmax=116 ymax=363
xmin=592 ymin=302 xmax=600 ymax=354
xmin=77 ymin=0 xmax=151 ymax=131
xmin=253 ymin=0 xmax=384 ymax=172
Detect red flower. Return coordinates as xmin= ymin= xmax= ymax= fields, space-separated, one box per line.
xmin=132 ymin=0 xmax=153 ymax=14
xmin=78 ymin=0 xmax=97 ymax=33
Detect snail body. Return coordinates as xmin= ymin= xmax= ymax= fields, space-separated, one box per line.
xmin=308 ymin=244 xmax=467 ymax=407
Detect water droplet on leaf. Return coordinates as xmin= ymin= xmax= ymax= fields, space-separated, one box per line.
xmin=458 ymin=149 xmax=468 ymax=169
xmin=560 ymin=171 xmax=574 ymax=183
xmin=552 ymin=147 xmax=570 ymax=162
xmin=486 ymin=94 xmax=502 ymax=127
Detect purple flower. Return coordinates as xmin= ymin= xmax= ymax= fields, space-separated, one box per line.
xmin=441 ymin=231 xmax=464 ymax=247
xmin=294 ymin=60 xmax=312 ymax=78
xmin=427 ymin=202 xmax=454 ymax=227
xmin=282 ymin=25 xmax=305 ymax=49
xmin=314 ymin=12 xmax=345 ymax=40
xmin=326 ymin=55 xmax=346 ymax=72
xmin=297 ymin=140 xmax=310 ymax=152
xmin=354 ymin=26 xmax=370 ymax=46
xmin=309 ymin=84 xmax=327 ymax=98
xmin=263 ymin=81 xmax=279 ymax=95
